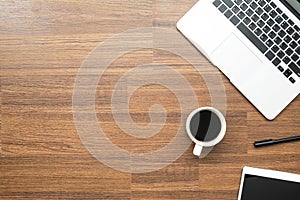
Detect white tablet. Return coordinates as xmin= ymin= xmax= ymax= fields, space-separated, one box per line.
xmin=238 ymin=166 xmax=300 ymax=200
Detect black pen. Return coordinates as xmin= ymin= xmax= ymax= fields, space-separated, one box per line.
xmin=254 ymin=135 xmax=300 ymax=148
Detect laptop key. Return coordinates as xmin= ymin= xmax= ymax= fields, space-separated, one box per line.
xmin=274 ymin=37 xmax=282 ymax=45
xmin=280 ymin=42 xmax=288 ymax=50
xmin=257 ymin=20 xmax=265 ymax=28
xmin=251 ymin=14 xmax=259 ymax=22
xmin=276 ymin=8 xmax=283 ymax=14
xmin=222 ymin=0 xmax=234 ymax=8
xmin=271 ymin=45 xmax=279 ymax=53
xmin=284 ymin=69 xmax=293 ymax=78
xmin=272 ymin=24 xmax=280 ymax=32
xmin=278 ymin=30 xmax=286 ymax=37
xmin=272 ymin=58 xmax=281 ymax=66
xmin=282 ymin=13 xmax=288 ymax=20
xmin=255 ymin=7 xmax=264 ymax=15
xmin=237 ymin=23 xmax=268 ymax=53
xmin=283 ymin=56 xmax=291 ymax=65
xmin=225 ymin=10 xmax=233 ymax=18
xmin=287 ymin=27 xmax=294 ymax=35
xmin=230 ymin=15 xmax=240 ymax=25
xmin=292 ymin=33 xmax=300 ymax=41
xmin=296 ymin=47 xmax=300 ymax=54
xmin=261 ymin=13 xmax=269 ymax=21
xmin=213 ymin=0 xmax=222 ymax=7
xmin=294 ymin=25 xmax=300 ymax=32
xmin=266 ymin=39 xmax=274 ymax=47
xmin=287 ymin=19 xmax=294 ymax=26
xmin=246 ymin=9 xmax=254 ymax=17
xmin=249 ymin=22 xmax=257 ymax=30
xmin=268 ymin=31 xmax=276 ymax=39
xmin=250 ymin=2 xmax=258 ymax=10
xmin=277 ymin=51 xmax=285 ymax=59
xmin=264 ymin=5 xmax=272 ymax=13
xmin=238 ymin=11 xmax=246 ymax=19
xmin=243 ymin=17 xmax=251 ymax=25
xmin=290 ymin=41 xmax=297 ymax=49
xmin=289 ymin=77 xmax=296 ymax=84
xmin=270 ymin=10 xmax=277 ymax=18
xmin=286 ymin=48 xmax=293 ymax=56
xmin=232 ymin=6 xmax=240 ymax=14
xmin=267 ymin=19 xmax=275 ymax=27
xmin=289 ymin=62 xmax=300 ymax=77
xmin=278 ymin=66 xmax=284 ymax=72
xmin=254 ymin=28 xmax=262 ymax=36
xmin=266 ymin=51 xmax=275 ymax=60
xmin=284 ymin=35 xmax=292 ymax=43
xmin=281 ymin=22 xmax=289 ymax=30
xmin=270 ymin=2 xmax=277 ymax=8
xmin=291 ymin=54 xmax=299 ymax=62
xmin=240 ymin=3 xmax=248 ymax=11
xmin=263 ymin=25 xmax=271 ymax=33
xmin=275 ymin=16 xmax=283 ymax=24
xmin=260 ymin=34 xmax=268 ymax=42
xmin=219 ymin=4 xmax=227 ymax=13
xmin=234 ymin=0 xmax=242 ymax=5
xmin=258 ymin=0 xmax=266 ymax=7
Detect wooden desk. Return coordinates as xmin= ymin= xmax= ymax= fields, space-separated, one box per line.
xmin=1 ymin=0 xmax=299 ymax=199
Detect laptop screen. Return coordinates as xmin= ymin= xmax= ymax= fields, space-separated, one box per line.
xmin=241 ymin=174 xmax=300 ymax=199
xmin=281 ymin=0 xmax=300 ymax=19
xmin=286 ymin=0 xmax=300 ymax=13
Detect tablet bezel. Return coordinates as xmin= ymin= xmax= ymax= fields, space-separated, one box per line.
xmin=238 ymin=166 xmax=300 ymax=200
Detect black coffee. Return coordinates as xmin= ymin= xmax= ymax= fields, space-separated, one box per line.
xmin=189 ymin=110 xmax=222 ymax=142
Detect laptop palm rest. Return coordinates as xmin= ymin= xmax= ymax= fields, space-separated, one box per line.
xmin=210 ymin=33 xmax=298 ymax=119
xmin=211 ymin=33 xmax=264 ymax=85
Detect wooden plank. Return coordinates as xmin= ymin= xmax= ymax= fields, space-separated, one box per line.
xmin=1 ymin=0 xmax=299 ymax=199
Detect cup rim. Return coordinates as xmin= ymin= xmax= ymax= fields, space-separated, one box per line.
xmin=186 ymin=107 xmax=226 ymax=147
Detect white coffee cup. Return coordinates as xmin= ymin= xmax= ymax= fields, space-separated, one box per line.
xmin=186 ymin=107 xmax=226 ymax=158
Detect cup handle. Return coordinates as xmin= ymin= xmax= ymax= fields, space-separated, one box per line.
xmin=193 ymin=145 xmax=214 ymax=158
xmin=193 ymin=144 xmax=203 ymax=157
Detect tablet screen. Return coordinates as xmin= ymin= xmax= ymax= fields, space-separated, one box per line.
xmin=241 ymin=174 xmax=300 ymax=200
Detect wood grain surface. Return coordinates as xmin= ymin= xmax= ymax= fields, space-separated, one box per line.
xmin=1 ymin=0 xmax=299 ymax=199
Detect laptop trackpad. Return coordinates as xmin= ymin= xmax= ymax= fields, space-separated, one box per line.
xmin=211 ymin=33 xmax=264 ymax=84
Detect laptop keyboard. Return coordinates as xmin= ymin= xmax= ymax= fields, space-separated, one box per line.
xmin=213 ymin=0 xmax=300 ymax=84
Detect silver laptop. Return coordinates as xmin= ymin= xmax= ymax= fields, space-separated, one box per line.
xmin=177 ymin=0 xmax=300 ymax=120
